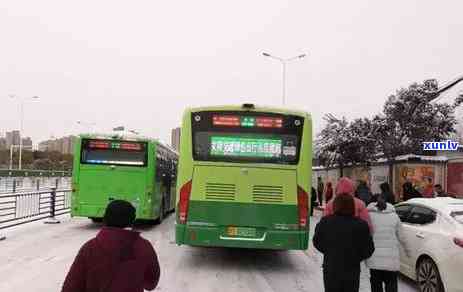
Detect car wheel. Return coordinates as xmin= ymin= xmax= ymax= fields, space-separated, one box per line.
xmin=417 ymin=257 xmax=445 ymax=292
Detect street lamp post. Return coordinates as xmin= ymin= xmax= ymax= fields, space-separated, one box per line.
xmin=9 ymin=95 xmax=39 ymax=170
xmin=9 ymin=145 xmax=33 ymax=170
xmin=426 ymin=75 xmax=463 ymax=101
xmin=262 ymin=52 xmax=307 ymax=105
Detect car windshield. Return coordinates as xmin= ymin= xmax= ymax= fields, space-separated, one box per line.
xmin=450 ymin=210 xmax=463 ymax=225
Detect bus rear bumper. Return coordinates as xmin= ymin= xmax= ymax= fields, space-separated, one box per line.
xmin=72 ymin=204 xmax=154 ymax=220
xmin=175 ymin=224 xmax=309 ymax=250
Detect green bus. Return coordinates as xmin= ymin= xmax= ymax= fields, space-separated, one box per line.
xmin=71 ymin=133 xmax=178 ymax=223
xmin=175 ymin=104 xmax=312 ymax=250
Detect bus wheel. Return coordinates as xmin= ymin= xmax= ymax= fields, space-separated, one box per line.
xmin=90 ymin=217 xmax=102 ymax=223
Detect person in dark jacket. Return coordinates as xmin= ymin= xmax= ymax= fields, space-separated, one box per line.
xmin=313 ymin=194 xmax=375 ymax=292
xmin=317 ymin=177 xmax=324 ymax=206
xmin=355 ymin=180 xmax=372 ymax=206
xmin=62 ymin=200 xmax=160 ymax=292
xmin=311 ymin=187 xmax=318 ymax=216
xmin=402 ymin=182 xmax=421 ymax=201
xmin=379 ymin=182 xmax=395 ymax=205
xmin=434 ymin=184 xmax=455 ymax=198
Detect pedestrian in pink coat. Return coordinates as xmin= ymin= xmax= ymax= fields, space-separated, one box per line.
xmin=323 ymin=177 xmax=373 ymax=232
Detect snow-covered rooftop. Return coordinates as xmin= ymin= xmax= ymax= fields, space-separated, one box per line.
xmin=313 ymin=153 xmax=448 ymax=170
xmin=394 ymin=154 xmax=448 ymax=162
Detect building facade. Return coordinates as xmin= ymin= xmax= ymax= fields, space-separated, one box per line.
xmin=61 ymin=136 xmax=76 ymax=154
xmin=38 ymin=136 xmax=76 ymax=154
xmin=0 ymin=137 xmax=6 ymax=150
xmin=22 ymin=137 xmax=33 ymax=148
xmin=171 ymin=127 xmax=181 ymax=151
xmin=5 ymin=130 xmax=20 ymax=149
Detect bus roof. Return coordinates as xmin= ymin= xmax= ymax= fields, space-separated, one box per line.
xmin=184 ymin=104 xmax=311 ymax=118
xmin=78 ymin=133 xmax=178 ymax=155
xmin=79 ymin=132 xmax=153 ymax=142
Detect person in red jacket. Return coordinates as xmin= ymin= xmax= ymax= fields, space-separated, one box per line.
xmin=422 ymin=178 xmax=435 ymax=198
xmin=323 ymin=177 xmax=373 ymax=232
xmin=62 ymin=200 xmax=160 ymax=292
xmin=324 ymin=182 xmax=334 ymax=204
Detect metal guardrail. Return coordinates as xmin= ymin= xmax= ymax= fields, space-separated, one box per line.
xmin=0 ymin=169 xmax=72 ymax=177
xmin=0 ymin=177 xmax=71 ymax=193
xmin=0 ymin=188 xmax=72 ymax=234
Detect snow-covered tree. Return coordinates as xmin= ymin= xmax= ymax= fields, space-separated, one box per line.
xmin=377 ymin=79 xmax=462 ymax=159
xmin=315 ymin=79 xmax=462 ymax=176
xmin=315 ymin=115 xmax=377 ymax=175
xmin=315 ymin=114 xmax=349 ymax=169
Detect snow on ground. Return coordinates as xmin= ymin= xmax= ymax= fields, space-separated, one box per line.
xmin=0 ymin=211 xmax=418 ymax=292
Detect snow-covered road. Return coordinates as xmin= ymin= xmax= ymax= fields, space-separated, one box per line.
xmin=1 ymin=212 xmax=418 ymax=292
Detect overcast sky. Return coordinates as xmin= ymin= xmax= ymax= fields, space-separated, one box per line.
xmin=1 ymin=0 xmax=462 ymax=145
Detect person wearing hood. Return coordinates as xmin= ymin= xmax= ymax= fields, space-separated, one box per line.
xmin=61 ymin=200 xmax=160 ymax=292
xmin=313 ymin=194 xmax=375 ymax=292
xmin=366 ymin=195 xmax=409 ymax=292
xmin=323 ymin=177 xmax=373 ymax=231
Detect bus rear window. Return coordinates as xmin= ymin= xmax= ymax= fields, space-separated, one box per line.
xmin=191 ymin=111 xmax=304 ymax=164
xmin=81 ymin=139 xmax=147 ymax=167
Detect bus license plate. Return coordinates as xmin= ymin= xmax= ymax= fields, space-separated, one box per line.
xmin=226 ymin=226 xmax=256 ymax=237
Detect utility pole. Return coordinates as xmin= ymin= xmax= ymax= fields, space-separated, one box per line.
xmin=9 ymin=95 xmax=40 ymax=170
xmin=262 ymin=52 xmax=307 ymax=105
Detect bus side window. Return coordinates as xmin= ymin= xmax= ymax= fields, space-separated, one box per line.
xmin=172 ymin=160 xmax=178 ymax=179
xmin=155 ymin=151 xmax=162 ymax=182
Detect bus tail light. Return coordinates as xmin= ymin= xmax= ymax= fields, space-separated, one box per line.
xmin=178 ymin=180 xmax=192 ymax=224
xmin=297 ymin=186 xmax=308 ymax=228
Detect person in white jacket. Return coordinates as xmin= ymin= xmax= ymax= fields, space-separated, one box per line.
xmin=366 ymin=195 xmax=409 ymax=292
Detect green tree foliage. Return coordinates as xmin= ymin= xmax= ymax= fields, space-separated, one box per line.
xmin=0 ymin=150 xmax=73 ymax=170
xmin=32 ymin=158 xmax=54 ymax=170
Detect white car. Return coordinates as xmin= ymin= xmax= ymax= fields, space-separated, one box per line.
xmin=395 ymin=197 xmax=463 ymax=292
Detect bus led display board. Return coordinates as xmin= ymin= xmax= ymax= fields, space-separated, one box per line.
xmin=212 ymin=115 xmax=283 ymax=128
xmin=87 ymin=140 xmax=143 ymax=151
xmin=210 ymin=136 xmax=282 ymax=158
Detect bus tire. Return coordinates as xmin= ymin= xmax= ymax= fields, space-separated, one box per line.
xmin=90 ymin=217 xmax=102 ymax=223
